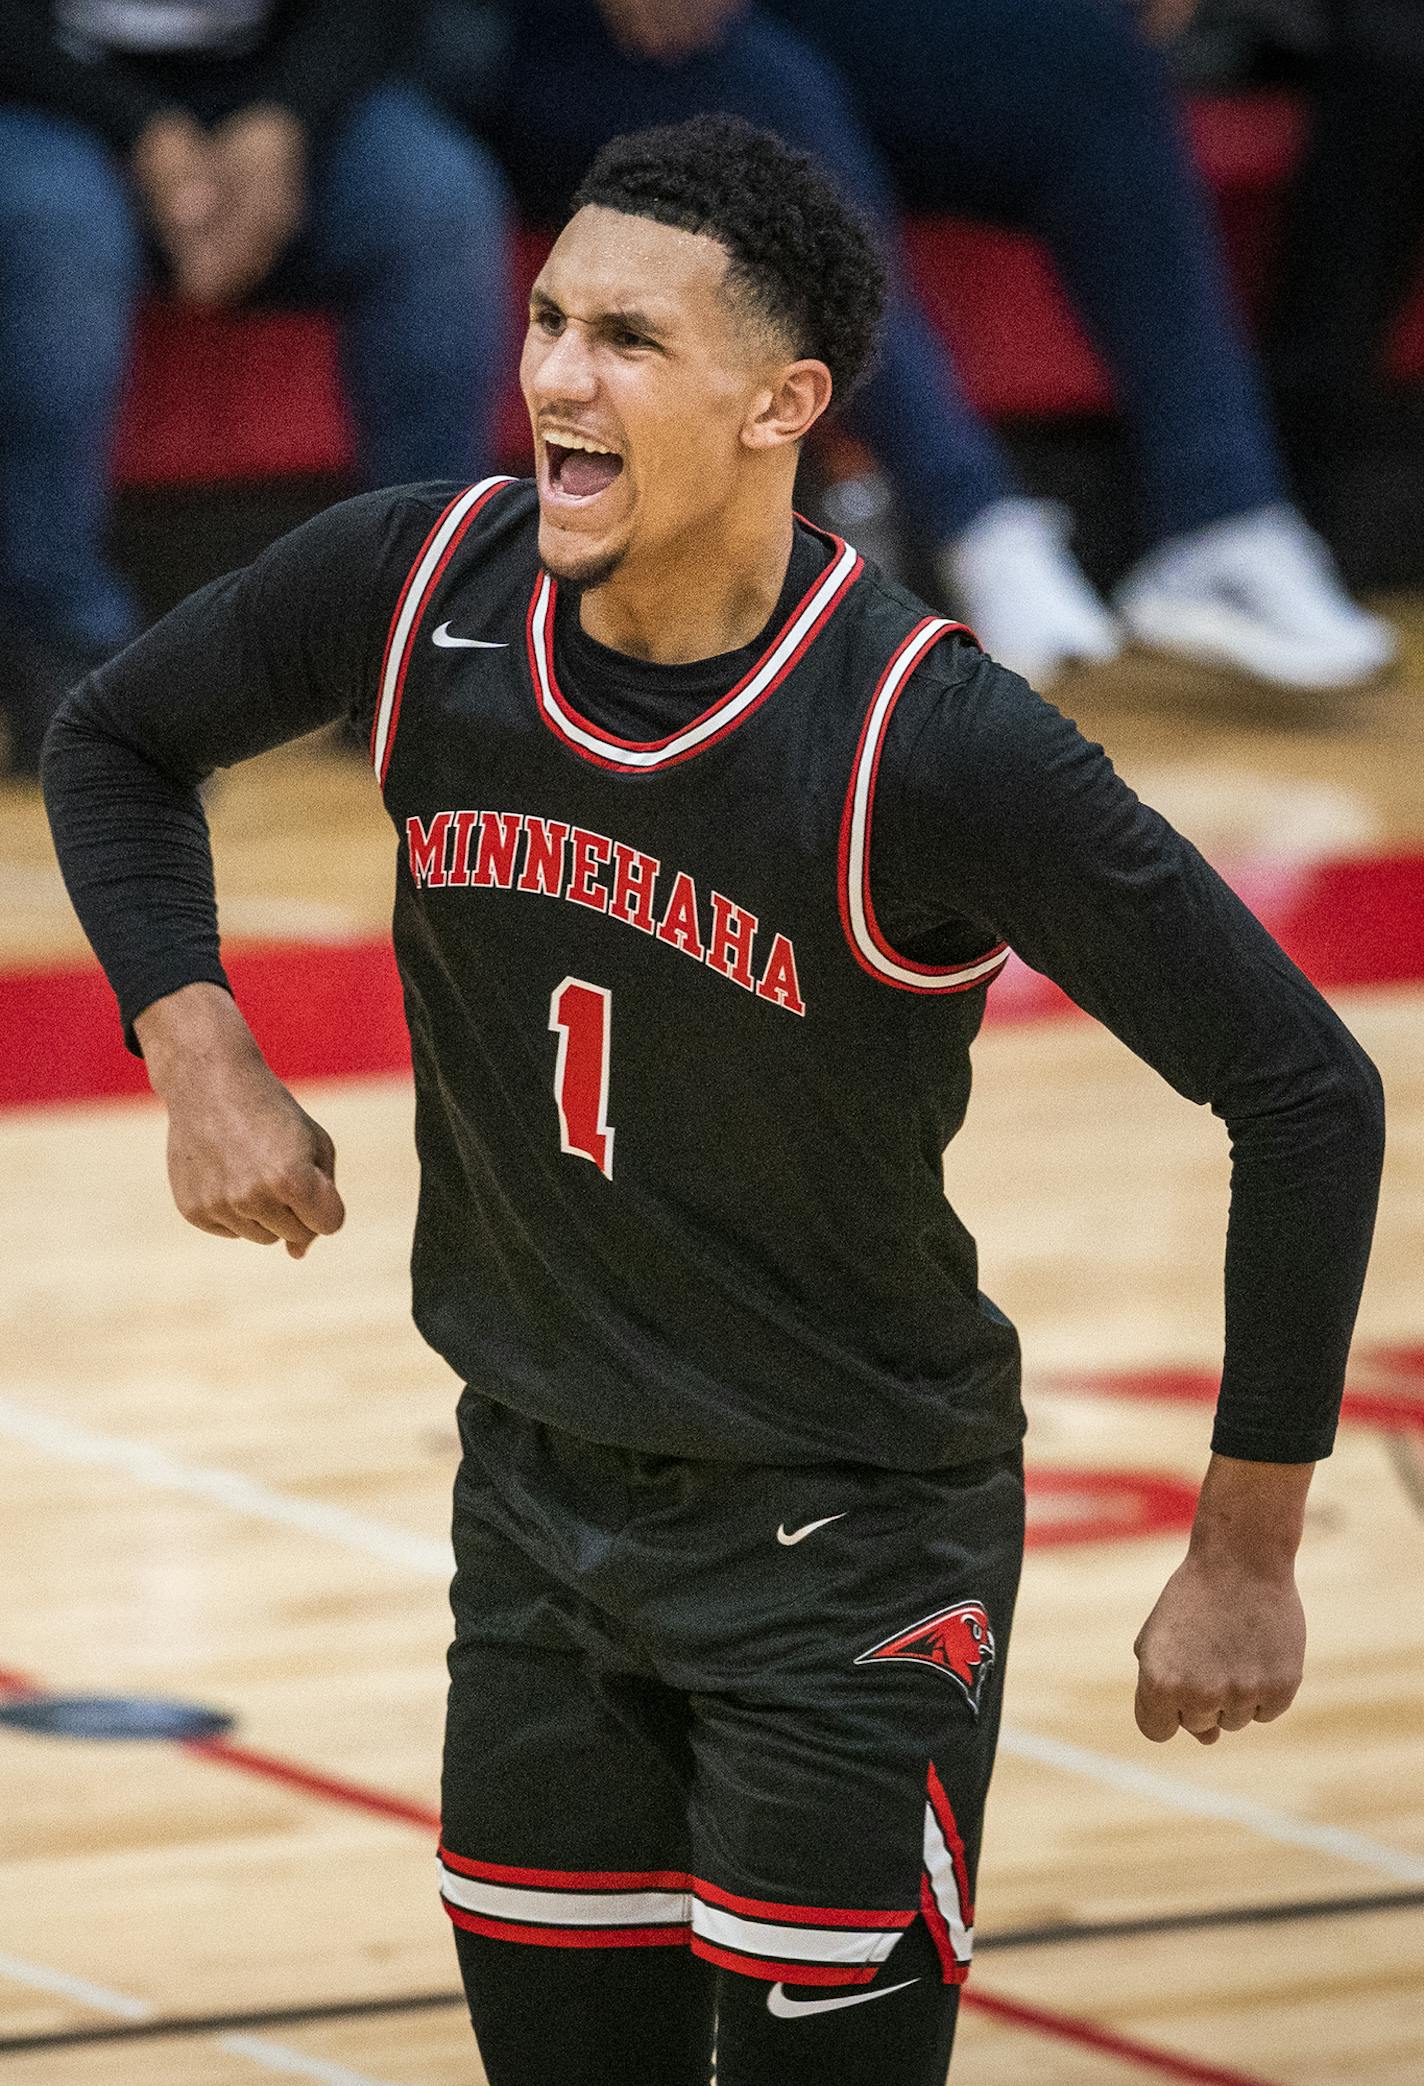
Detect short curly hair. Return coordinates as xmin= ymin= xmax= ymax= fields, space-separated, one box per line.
xmin=570 ymin=114 xmax=886 ymax=409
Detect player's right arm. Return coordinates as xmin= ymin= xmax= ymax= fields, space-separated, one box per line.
xmin=42 ymin=485 xmax=457 ymax=1253
xmin=135 ymin=980 xmax=345 ymax=1258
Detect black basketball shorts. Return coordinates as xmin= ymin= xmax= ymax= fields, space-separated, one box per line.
xmin=440 ymin=1391 xmax=1025 ymax=1993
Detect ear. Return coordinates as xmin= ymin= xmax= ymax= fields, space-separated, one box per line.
xmin=742 ymin=358 xmax=834 ymax=453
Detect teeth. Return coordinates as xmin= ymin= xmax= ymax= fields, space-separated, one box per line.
xmin=547 ymin=433 xmax=618 ymax=456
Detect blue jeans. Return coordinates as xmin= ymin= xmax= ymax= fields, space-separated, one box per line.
xmin=769 ymin=0 xmax=1284 ymax=543
xmin=0 ymin=84 xmax=510 ymax=653
xmin=490 ymin=0 xmax=1282 ymax=547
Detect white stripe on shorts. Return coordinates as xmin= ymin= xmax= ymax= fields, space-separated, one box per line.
xmin=691 ymin=1900 xmax=903 ymax=1968
xmin=438 ymin=1860 xmax=689 ymax=1930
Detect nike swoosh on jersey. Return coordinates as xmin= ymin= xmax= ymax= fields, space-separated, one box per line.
xmin=775 ymin=1513 xmax=847 ymax=1546
xmin=767 ymin=1977 xmax=920 ymax=2018
xmin=432 ymin=623 xmax=507 ymax=649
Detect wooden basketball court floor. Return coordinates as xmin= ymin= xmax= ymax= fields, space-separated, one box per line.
xmin=0 ymin=624 xmax=1422 ymax=2085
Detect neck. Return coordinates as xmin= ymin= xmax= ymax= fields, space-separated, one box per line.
xmin=577 ymin=507 xmax=797 ymax=664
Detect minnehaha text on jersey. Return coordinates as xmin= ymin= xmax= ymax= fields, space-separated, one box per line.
xmin=405 ymin=810 xmax=807 ymax=1016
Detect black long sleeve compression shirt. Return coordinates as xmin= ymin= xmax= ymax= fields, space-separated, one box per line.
xmin=43 ymin=486 xmax=1385 ymax=1464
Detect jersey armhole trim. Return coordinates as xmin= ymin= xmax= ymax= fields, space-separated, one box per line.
xmin=371 ymin=476 xmax=518 ymax=785
xmin=838 ymin=617 xmax=1010 ymax=995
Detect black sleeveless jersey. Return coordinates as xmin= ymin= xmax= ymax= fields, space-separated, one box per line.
xmin=373 ymin=477 xmax=1022 ymax=1470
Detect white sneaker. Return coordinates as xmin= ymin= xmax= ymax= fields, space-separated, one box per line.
xmin=1114 ymin=504 xmax=1398 ymax=689
xmin=938 ymin=497 xmax=1123 ymax=688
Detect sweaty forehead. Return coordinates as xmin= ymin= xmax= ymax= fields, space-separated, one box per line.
xmin=538 ymin=205 xmax=737 ymax=336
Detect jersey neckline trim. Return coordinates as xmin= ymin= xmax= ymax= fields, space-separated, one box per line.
xmin=525 ymin=522 xmax=862 ymax=773
xmin=839 ymin=617 xmax=1010 ymax=995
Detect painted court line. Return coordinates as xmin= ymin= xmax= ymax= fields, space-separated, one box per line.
xmin=0 ymin=1954 xmax=408 ymax=2086
xmin=961 ymin=1989 xmax=1281 ymax=2086
xmin=0 ymin=1394 xmax=451 ymax=1578
xmin=0 ymin=1988 xmax=466 ymax=2057
xmin=0 ymin=1791 xmax=1288 ymax=2086
xmin=217 ymin=2034 xmax=410 ymax=2086
xmin=999 ymin=1727 xmax=1424 ymax=1887
xmin=0 ymin=1663 xmax=1293 ymax=2083
xmin=6 ymin=1389 xmax=1423 ymax=1891
xmin=186 ymin=1735 xmax=440 ymax=1832
xmin=0 ymin=1951 xmax=149 ymax=2021
xmin=0 ymin=1953 xmax=1284 ymax=2086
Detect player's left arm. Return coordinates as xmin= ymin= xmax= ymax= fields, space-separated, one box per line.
xmin=882 ymin=649 xmax=1385 ymax=1744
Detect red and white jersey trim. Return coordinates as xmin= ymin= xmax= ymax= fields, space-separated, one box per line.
xmin=527 ymin=535 xmax=862 ymax=773
xmin=371 ymin=475 xmax=517 ymax=784
xmin=840 ymin=616 xmax=1010 ymax=995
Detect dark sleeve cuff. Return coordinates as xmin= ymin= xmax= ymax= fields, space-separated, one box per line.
xmin=1208 ymin=1420 xmax=1334 ymax=1465
xmin=121 ymin=965 xmax=234 ymax=1057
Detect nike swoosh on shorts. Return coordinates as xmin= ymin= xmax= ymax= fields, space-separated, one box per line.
xmin=776 ymin=1513 xmax=847 ymax=1546
xmin=432 ymin=623 xmax=507 ymax=649
xmin=767 ymin=1977 xmax=920 ymax=2018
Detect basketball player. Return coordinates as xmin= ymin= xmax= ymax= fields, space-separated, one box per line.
xmin=44 ymin=117 xmax=1382 ymax=2085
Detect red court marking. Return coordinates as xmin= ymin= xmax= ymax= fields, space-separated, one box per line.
xmin=184 ymin=1737 xmax=439 ymax=1831
xmin=1358 ymin=1345 xmax=1424 ymax=1395
xmin=1050 ymin=1359 xmax=1424 ymax=1434
xmin=0 ymin=1663 xmax=439 ymax=1827
xmin=962 ymin=1988 xmax=1284 ymax=2085
xmin=0 ymin=936 xmax=410 ymax=1109
xmin=3 ymin=849 xmax=1423 ymax=1110
xmin=1026 ymin=1467 xmax=1198 ymax=1548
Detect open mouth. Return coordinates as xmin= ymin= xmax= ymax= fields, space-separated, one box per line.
xmin=545 ymin=439 xmax=625 ymax=503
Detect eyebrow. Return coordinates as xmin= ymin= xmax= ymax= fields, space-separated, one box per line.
xmin=529 ymin=289 xmax=670 ymax=341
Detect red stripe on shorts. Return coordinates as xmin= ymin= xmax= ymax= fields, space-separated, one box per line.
xmin=693 ymin=1876 xmax=914 ymax=1930
xmin=442 ymin=1903 xmax=689 ymax=1948
xmin=690 ymin=1937 xmax=881 ymax=1986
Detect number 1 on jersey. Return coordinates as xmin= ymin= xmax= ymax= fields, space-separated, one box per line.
xmin=549 ymin=978 xmax=615 ymax=1178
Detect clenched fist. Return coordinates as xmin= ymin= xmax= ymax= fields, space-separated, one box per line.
xmin=135 ymin=982 xmax=344 ymax=1259
xmin=1133 ymin=1552 xmax=1305 ymax=1744
xmin=1132 ymin=1452 xmax=1312 ymax=1745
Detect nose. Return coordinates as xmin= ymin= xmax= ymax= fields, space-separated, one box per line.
xmin=530 ymin=318 xmax=598 ymax=404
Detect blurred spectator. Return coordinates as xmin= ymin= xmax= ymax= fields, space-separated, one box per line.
xmin=423 ymin=0 xmax=1394 ymax=693
xmin=766 ymin=0 xmax=1395 ymax=691
xmin=0 ymin=0 xmax=512 ymax=775
xmin=1266 ymin=1 xmax=1424 ymax=520
xmin=1170 ymin=0 xmax=1328 ymax=87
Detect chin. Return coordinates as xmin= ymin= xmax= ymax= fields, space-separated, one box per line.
xmin=537 ymin=523 xmax=627 ymax=595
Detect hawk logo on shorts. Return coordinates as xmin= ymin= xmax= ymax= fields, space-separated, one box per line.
xmin=853 ymin=1599 xmax=996 ymax=1711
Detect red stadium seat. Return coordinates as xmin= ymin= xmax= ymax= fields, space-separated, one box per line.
xmin=111 ymin=94 xmax=1424 ymax=489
